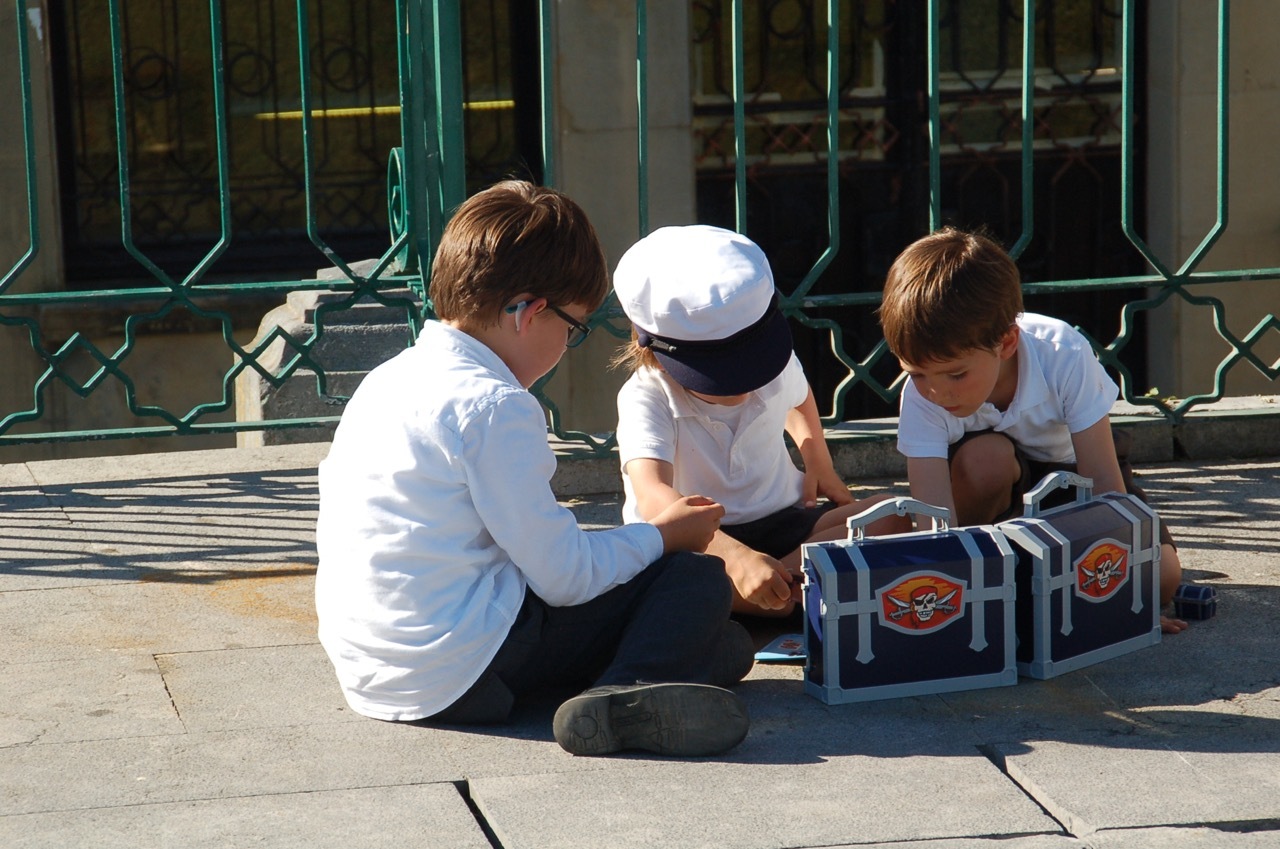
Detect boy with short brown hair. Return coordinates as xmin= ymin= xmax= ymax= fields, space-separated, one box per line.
xmin=316 ymin=181 xmax=754 ymax=758
xmin=879 ymin=227 xmax=1186 ymax=633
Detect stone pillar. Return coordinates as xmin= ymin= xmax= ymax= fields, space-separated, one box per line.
xmin=0 ymin=5 xmax=66 ymax=459
xmin=546 ymin=0 xmax=697 ymax=434
xmin=235 ymin=261 xmax=421 ymax=447
xmin=1145 ymin=1 xmax=1280 ymax=399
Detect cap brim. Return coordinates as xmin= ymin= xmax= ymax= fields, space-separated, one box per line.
xmin=653 ymin=308 xmax=793 ymax=396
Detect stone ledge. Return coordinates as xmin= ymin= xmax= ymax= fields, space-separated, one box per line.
xmin=549 ymin=395 xmax=1280 ymax=496
xmin=1178 ymin=395 xmax=1280 ymax=459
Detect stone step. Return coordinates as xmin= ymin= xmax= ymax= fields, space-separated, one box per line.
xmin=236 ymin=370 xmax=369 ymax=448
xmin=287 ymin=287 xmax=422 ymax=326
xmin=305 ymin=322 xmax=413 ymax=373
xmin=236 ymin=261 xmax=422 ymax=449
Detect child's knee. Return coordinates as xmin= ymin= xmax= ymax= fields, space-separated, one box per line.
xmin=1160 ymin=543 xmax=1182 ymax=603
xmin=951 ymin=436 xmax=1018 ymax=490
xmin=665 ymin=550 xmax=734 ymax=607
xmin=879 ymin=512 xmax=914 ymax=535
xmin=817 ymin=494 xmax=912 ymax=540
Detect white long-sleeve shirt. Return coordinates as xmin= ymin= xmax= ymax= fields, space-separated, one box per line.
xmin=315 ymin=320 xmax=663 ymax=721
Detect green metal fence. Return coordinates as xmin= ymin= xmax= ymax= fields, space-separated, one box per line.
xmin=0 ymin=0 xmax=1276 ymax=455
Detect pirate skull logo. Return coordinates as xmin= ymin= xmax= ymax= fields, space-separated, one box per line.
xmin=912 ymin=586 xmax=940 ymax=620
xmin=888 ymin=584 xmax=958 ymax=627
xmin=1081 ymin=556 xmax=1120 ymax=591
xmin=878 ymin=572 xmax=967 ymax=633
xmin=1073 ymin=540 xmax=1130 ymax=601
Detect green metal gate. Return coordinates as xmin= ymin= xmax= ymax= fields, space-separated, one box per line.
xmin=1 ymin=0 xmax=1276 ymax=457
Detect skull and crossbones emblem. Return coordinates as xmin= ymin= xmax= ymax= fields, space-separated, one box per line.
xmin=1081 ymin=555 xmax=1122 ymax=591
xmin=888 ymin=585 xmax=958 ymax=626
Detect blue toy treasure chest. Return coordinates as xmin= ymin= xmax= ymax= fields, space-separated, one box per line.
xmin=1173 ymin=583 xmax=1217 ymax=620
xmin=999 ymin=472 xmax=1161 ymax=680
xmin=801 ymin=499 xmax=1017 ymax=704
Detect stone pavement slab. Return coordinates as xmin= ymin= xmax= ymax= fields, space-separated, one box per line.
xmin=2 ymin=445 xmax=1280 ymax=848
xmin=1 ymin=575 xmax=317 ymax=663
xmin=854 ymin=839 xmax=1086 ymax=849
xmin=14 ymin=444 xmax=330 ymax=487
xmin=1 ymin=515 xmax=318 ymax=591
xmin=0 ymin=784 xmax=490 ymax=849
xmin=155 ymin=644 xmax=354 ymax=733
xmin=0 ymin=653 xmax=184 ymax=746
xmin=993 ymin=739 xmax=1280 ymax=835
xmin=0 ymin=722 xmax=463 ymax=815
xmin=1089 ymin=828 xmax=1280 ymax=848
xmin=470 ymin=753 xmax=1058 ymax=849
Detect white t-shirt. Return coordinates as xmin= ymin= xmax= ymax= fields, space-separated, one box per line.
xmin=896 ymin=313 xmax=1118 ymax=463
xmin=315 ymin=320 xmax=663 ymax=721
xmin=616 ymin=354 xmax=810 ymax=525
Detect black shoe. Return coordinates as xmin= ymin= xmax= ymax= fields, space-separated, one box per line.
xmin=553 ymin=682 xmax=749 ymax=757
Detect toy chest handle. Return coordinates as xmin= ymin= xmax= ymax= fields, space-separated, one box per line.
xmin=845 ymin=496 xmax=950 ymax=541
xmin=1022 ymin=470 xmax=1093 ymax=518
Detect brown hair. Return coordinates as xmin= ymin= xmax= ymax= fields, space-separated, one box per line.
xmin=610 ymin=327 xmax=661 ymax=374
xmin=428 ymin=180 xmax=609 ymax=326
xmin=878 ymin=227 xmax=1023 ymax=365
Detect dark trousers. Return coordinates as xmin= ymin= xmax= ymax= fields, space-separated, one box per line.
xmin=721 ymin=502 xmax=838 ymax=559
xmin=426 ymin=551 xmax=735 ymax=725
xmin=952 ymin=426 xmax=1175 ymax=547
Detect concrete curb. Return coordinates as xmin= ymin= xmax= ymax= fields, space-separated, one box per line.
xmin=550 ymin=395 xmax=1280 ymax=495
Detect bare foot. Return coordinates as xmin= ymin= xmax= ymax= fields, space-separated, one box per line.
xmin=1161 ymin=614 xmax=1189 ymax=634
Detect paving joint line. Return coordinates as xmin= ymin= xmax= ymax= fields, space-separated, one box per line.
xmin=977 ymin=742 xmax=1096 ymax=841
xmin=454 ymin=779 xmax=504 ymax=849
xmin=153 ymin=654 xmax=189 ymax=734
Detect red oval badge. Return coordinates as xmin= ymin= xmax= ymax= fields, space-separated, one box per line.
xmin=1075 ymin=540 xmax=1130 ymax=601
xmin=877 ymin=572 xmax=966 ymax=634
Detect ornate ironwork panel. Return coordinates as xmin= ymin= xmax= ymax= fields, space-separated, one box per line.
xmin=0 ymin=0 xmax=541 ymax=450
xmin=689 ymin=0 xmax=1149 ymax=419
xmin=50 ymin=0 xmax=398 ymax=281
xmin=1 ymin=0 xmax=1275 ymax=452
xmin=49 ymin=0 xmax=536 ymax=284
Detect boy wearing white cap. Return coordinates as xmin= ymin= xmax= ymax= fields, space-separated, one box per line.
xmin=613 ymin=225 xmax=909 ymax=616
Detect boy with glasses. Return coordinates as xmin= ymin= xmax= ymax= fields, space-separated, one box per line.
xmin=316 ymin=181 xmax=754 ymax=756
xmin=505 ymin=299 xmax=593 ymax=348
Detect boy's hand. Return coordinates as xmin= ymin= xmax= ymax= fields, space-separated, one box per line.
xmin=802 ymin=466 xmax=854 ymax=508
xmin=650 ymin=495 xmax=724 ymax=554
xmin=727 ymin=549 xmax=797 ymax=611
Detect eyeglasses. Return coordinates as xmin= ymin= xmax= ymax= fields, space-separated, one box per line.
xmin=505 ymin=300 xmax=592 ymax=348
xmin=547 ymin=304 xmax=592 ymax=348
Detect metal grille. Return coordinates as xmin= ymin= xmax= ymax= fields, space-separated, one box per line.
xmin=687 ymin=0 xmax=1151 ymax=420
xmin=50 ymin=0 xmax=401 ymax=282
xmin=1 ymin=0 xmax=1276 ymax=452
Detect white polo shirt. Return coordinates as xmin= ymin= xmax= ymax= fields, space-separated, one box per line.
xmin=897 ymin=313 xmax=1119 ymax=463
xmin=316 ymin=321 xmax=663 ymax=721
xmin=617 ymin=354 xmax=810 ymax=525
